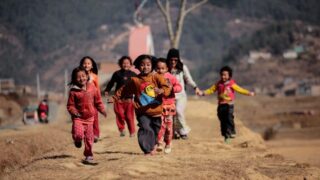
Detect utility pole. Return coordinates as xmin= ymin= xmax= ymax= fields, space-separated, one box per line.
xmin=64 ymin=69 xmax=68 ymax=98
xmin=37 ymin=73 xmax=41 ymax=100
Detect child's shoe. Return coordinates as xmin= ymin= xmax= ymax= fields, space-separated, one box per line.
xmin=230 ymin=134 xmax=236 ymax=138
xmin=224 ymin=137 xmax=231 ymax=144
xmin=120 ymin=131 xmax=125 ymax=137
xmin=74 ymin=141 xmax=82 ymax=148
xmin=83 ymin=156 xmax=94 ymax=164
xmin=156 ymin=143 xmax=164 ymax=152
xmin=180 ymin=134 xmax=188 ymax=140
xmin=164 ymin=145 xmax=172 ymax=154
xmin=129 ymin=133 xmax=135 ymax=138
xmin=94 ymin=136 xmax=99 ymax=143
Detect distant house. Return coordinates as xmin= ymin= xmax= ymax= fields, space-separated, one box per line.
xmin=97 ymin=62 xmax=119 ymax=89
xmin=280 ymin=79 xmax=320 ymax=96
xmin=128 ymin=25 xmax=154 ymax=61
xmin=248 ymin=51 xmax=272 ymax=63
xmin=0 ymin=78 xmax=15 ymax=94
xmin=283 ymin=50 xmax=298 ymax=59
xmin=16 ymin=85 xmax=32 ymax=95
xmin=283 ymin=45 xmax=304 ymax=60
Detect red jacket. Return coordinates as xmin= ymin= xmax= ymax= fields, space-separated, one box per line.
xmin=67 ymin=82 xmax=105 ymax=122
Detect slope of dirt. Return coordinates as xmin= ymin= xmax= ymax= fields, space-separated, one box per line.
xmin=236 ymin=95 xmax=320 ymax=168
xmin=1 ymin=99 xmax=319 ymax=179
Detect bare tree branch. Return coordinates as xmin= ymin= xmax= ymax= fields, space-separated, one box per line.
xmin=156 ymin=0 xmax=174 ymax=45
xmin=134 ymin=0 xmax=149 ymax=25
xmin=173 ymin=0 xmax=187 ymax=48
xmin=185 ymin=0 xmax=208 ymax=15
xmin=156 ymin=0 xmax=207 ymax=48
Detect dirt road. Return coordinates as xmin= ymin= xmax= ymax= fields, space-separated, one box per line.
xmin=1 ymin=99 xmax=319 ymax=179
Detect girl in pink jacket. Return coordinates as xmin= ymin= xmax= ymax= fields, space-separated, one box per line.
xmin=156 ymin=58 xmax=182 ymax=153
xmin=67 ymin=67 xmax=106 ymax=164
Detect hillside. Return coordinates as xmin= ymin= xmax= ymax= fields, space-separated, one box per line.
xmin=1 ymin=0 xmax=320 ymax=91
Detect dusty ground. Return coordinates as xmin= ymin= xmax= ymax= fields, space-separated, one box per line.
xmin=1 ymin=98 xmax=320 ymax=179
xmin=236 ymin=95 xmax=320 ymax=168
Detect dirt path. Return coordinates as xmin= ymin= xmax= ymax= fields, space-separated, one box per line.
xmin=1 ymin=99 xmax=320 ymax=179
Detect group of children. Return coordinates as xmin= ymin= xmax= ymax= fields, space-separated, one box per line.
xmin=66 ymin=49 xmax=254 ymax=163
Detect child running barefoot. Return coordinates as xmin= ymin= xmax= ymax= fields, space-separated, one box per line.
xmin=79 ymin=56 xmax=101 ymax=143
xmin=155 ymin=58 xmax=182 ymax=154
xmin=104 ymin=56 xmax=137 ymax=137
xmin=199 ymin=66 xmax=254 ymax=144
xmin=112 ymin=55 xmax=171 ymax=155
xmin=67 ymin=67 xmax=106 ymax=163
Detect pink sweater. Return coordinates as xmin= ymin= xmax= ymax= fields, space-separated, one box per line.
xmin=162 ymin=72 xmax=182 ymax=105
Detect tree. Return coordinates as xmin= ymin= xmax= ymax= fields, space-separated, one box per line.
xmin=156 ymin=0 xmax=208 ymax=48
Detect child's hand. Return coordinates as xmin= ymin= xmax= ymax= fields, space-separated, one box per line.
xmin=104 ymin=91 xmax=109 ymax=97
xmin=74 ymin=113 xmax=81 ymax=118
xmin=249 ymin=92 xmax=255 ymax=96
xmin=197 ymin=90 xmax=204 ymax=96
xmin=154 ymin=87 xmax=164 ymax=95
xmin=107 ymin=98 xmax=114 ymax=103
xmin=101 ymin=111 xmax=107 ymax=118
xmin=195 ymin=87 xmax=201 ymax=95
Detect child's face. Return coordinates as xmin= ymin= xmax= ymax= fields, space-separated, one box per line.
xmin=82 ymin=58 xmax=93 ymax=72
xmin=139 ymin=59 xmax=152 ymax=75
xmin=169 ymin=57 xmax=178 ymax=69
xmin=156 ymin=62 xmax=168 ymax=75
xmin=221 ymin=71 xmax=230 ymax=82
xmin=76 ymin=71 xmax=88 ymax=86
xmin=121 ymin=59 xmax=131 ymax=70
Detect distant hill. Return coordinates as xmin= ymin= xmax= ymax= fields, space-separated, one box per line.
xmin=1 ymin=0 xmax=320 ymax=91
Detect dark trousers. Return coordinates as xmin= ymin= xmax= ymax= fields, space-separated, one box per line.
xmin=217 ymin=104 xmax=235 ymax=138
xmin=137 ymin=115 xmax=162 ymax=154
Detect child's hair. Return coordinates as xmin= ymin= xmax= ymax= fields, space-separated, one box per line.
xmin=156 ymin=57 xmax=168 ymax=66
xmin=118 ymin=56 xmax=133 ymax=67
xmin=79 ymin=56 xmax=98 ymax=75
xmin=220 ymin=66 xmax=233 ymax=78
xmin=166 ymin=48 xmax=184 ymax=72
xmin=68 ymin=66 xmax=89 ymax=86
xmin=133 ymin=54 xmax=157 ymax=70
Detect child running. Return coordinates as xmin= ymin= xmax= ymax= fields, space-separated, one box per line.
xmin=155 ymin=58 xmax=182 ymax=154
xmin=199 ymin=66 xmax=255 ymax=143
xmin=112 ymin=54 xmax=171 ymax=155
xmin=79 ymin=56 xmax=101 ymax=143
xmin=104 ymin=56 xmax=137 ymax=137
xmin=67 ymin=67 xmax=106 ymax=163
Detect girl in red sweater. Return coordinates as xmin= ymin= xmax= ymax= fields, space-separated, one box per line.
xmin=67 ymin=67 xmax=106 ymax=163
xmin=79 ymin=56 xmax=101 ymax=142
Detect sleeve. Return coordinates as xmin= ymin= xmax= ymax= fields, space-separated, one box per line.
xmin=67 ymin=91 xmax=79 ymax=116
xmin=94 ymin=88 xmax=106 ymax=114
xmin=104 ymin=72 xmax=117 ymax=92
xmin=94 ymin=75 xmax=99 ymax=89
xmin=171 ymin=75 xmax=182 ymax=93
xmin=113 ymin=78 xmax=135 ymax=101
xmin=156 ymin=74 xmax=171 ymax=97
xmin=204 ymin=84 xmax=217 ymax=95
xmin=183 ymin=65 xmax=197 ymax=89
xmin=232 ymin=83 xmax=251 ymax=95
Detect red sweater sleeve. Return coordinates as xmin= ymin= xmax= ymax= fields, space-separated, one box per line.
xmin=67 ymin=91 xmax=79 ymax=116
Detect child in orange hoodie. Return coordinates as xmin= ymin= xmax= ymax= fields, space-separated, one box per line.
xmin=113 ymin=55 xmax=171 ymax=155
